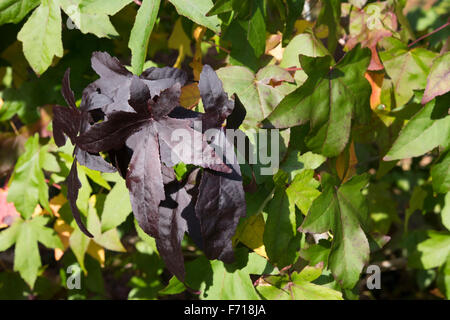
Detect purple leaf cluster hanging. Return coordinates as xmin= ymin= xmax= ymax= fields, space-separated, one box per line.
xmin=53 ymin=52 xmax=246 ymax=281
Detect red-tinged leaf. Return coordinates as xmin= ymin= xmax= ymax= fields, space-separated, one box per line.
xmin=67 ymin=160 xmax=93 ymax=238
xmin=422 ymin=52 xmax=450 ymax=104
xmin=126 ymin=123 xmax=165 ymax=237
xmin=0 ymin=188 xmax=20 ymax=227
xmin=344 ymin=2 xmax=397 ymax=71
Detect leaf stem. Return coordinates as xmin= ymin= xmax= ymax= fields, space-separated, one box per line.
xmin=9 ymin=121 xmax=19 ymax=136
xmin=408 ymin=21 xmax=450 ymax=48
xmin=206 ymin=41 xmax=231 ymax=54
xmin=284 ymin=67 xmax=303 ymax=71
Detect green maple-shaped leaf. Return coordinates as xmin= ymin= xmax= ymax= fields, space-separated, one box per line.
xmin=263 ymin=187 xmax=301 ymax=268
xmin=384 ymin=93 xmax=450 ymax=161
xmin=300 ymin=174 xmax=370 ymax=289
xmin=101 ymin=178 xmax=132 ymax=232
xmin=441 ymin=192 xmax=450 ymax=232
xmin=438 ymin=254 xmax=450 ymax=299
xmin=380 ymin=41 xmax=437 ymax=108
xmin=431 ymin=150 xmax=450 ymax=194
xmin=7 ymin=134 xmax=51 ymax=218
xmin=201 ymin=250 xmax=270 ymax=300
xmin=168 ymin=0 xmax=221 ymax=33
xmin=422 ymin=52 xmax=450 ymax=104
xmin=316 ymin=0 xmax=341 ymax=55
xmin=15 ymin=0 xmax=131 ymax=75
xmin=246 ymin=0 xmax=266 ymax=59
xmin=167 ymin=248 xmax=274 ymax=299
xmin=0 ymin=216 xmax=62 ymax=288
xmin=17 ymin=0 xmax=63 ymax=75
xmin=263 ymin=45 xmax=371 ymax=157
xmin=60 ymin=0 xmax=132 ymax=38
xmin=70 ymin=190 xmax=126 ymax=272
xmin=216 ymin=65 xmax=296 ymax=128
xmin=280 ymin=30 xmax=329 ymax=84
xmin=0 ymin=0 xmax=40 ymax=25
xmin=286 ymin=169 xmax=321 ymax=215
xmin=411 ymin=231 xmax=450 ymax=269
xmin=256 ymin=264 xmax=343 ymax=300
xmin=85 ymin=196 xmax=126 ymax=252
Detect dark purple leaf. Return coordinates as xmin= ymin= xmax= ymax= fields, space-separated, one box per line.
xmin=199 ymin=65 xmax=234 ymax=129
xmin=52 ymin=105 xmax=81 ymax=147
xmin=126 ymin=123 xmax=165 ymax=237
xmin=108 ymin=146 xmax=133 ymax=178
xmin=91 ymin=51 xmax=131 ymax=79
xmin=76 ymin=111 xmax=147 ymax=153
xmin=57 ymin=51 xmax=249 ymax=282
xmin=128 ymin=76 xmax=152 ymax=116
xmin=75 ymin=147 xmax=116 ymax=173
xmin=80 ymin=85 xmax=113 ymax=112
xmin=181 ymin=169 xmax=204 ymax=250
xmin=156 ymin=117 xmax=231 ymax=173
xmin=195 ymin=129 xmax=246 ymax=263
xmin=152 ymin=82 xmax=182 ymax=120
xmin=88 ymin=52 xmax=135 ymax=114
xmin=61 ymin=69 xmax=77 ymax=110
xmin=67 ymin=160 xmax=93 ymax=238
xmin=156 ymin=176 xmax=189 ymax=281
xmin=141 ymin=66 xmax=188 ymax=85
xmin=225 ymin=94 xmax=246 ymax=130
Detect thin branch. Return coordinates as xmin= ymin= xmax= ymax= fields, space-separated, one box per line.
xmin=9 ymin=121 xmax=19 ymax=136
xmin=408 ymin=21 xmax=450 ymax=48
xmin=207 ymin=41 xmax=231 ymax=54
xmin=284 ymin=67 xmax=303 ymax=71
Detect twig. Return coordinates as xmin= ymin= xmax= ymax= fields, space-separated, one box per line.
xmin=207 ymin=41 xmax=231 ymax=54
xmin=284 ymin=67 xmax=303 ymax=71
xmin=408 ymin=21 xmax=450 ymax=48
xmin=9 ymin=121 xmax=19 ymax=136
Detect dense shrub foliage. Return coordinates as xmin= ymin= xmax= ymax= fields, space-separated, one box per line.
xmin=0 ymin=0 xmax=449 ymax=300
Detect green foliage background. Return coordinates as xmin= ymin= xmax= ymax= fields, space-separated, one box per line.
xmin=0 ymin=0 xmax=449 ymax=300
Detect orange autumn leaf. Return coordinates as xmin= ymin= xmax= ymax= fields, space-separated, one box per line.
xmin=48 ymin=193 xmax=67 ymax=217
xmin=54 ymin=218 xmax=73 ymax=261
xmin=365 ymin=71 xmax=384 ymax=110
xmin=190 ymin=26 xmax=207 ymax=81
xmin=87 ymin=241 xmax=106 ymax=267
xmin=265 ymin=32 xmax=284 ymax=62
